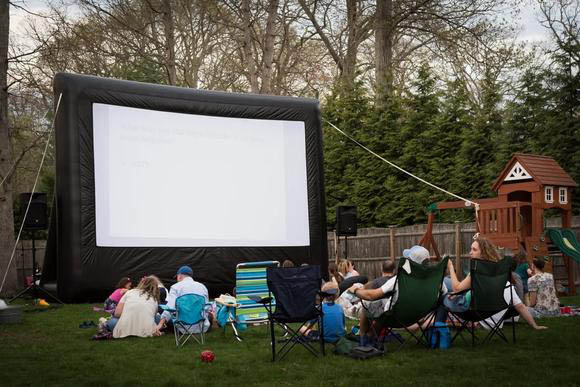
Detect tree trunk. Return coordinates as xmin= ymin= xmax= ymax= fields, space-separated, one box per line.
xmin=242 ymin=0 xmax=259 ymax=93
xmin=260 ymin=0 xmax=279 ymax=94
xmin=375 ymin=0 xmax=393 ymax=103
xmin=0 ymin=0 xmax=17 ymax=296
xmin=342 ymin=0 xmax=359 ymax=87
xmin=161 ymin=0 xmax=177 ymax=85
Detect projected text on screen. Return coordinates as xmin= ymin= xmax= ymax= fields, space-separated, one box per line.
xmin=93 ymin=103 xmax=310 ymax=247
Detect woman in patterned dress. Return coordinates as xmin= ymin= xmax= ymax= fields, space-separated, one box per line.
xmin=527 ymin=258 xmax=561 ymax=318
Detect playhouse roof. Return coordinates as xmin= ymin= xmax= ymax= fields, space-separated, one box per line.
xmin=492 ymin=153 xmax=578 ymax=192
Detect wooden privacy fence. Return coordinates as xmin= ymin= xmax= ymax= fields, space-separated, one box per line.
xmin=327 ymin=217 xmax=580 ymax=285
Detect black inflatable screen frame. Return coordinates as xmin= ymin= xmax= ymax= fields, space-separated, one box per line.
xmin=51 ymin=73 xmax=327 ymax=302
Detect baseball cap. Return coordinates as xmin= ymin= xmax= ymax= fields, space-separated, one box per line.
xmin=175 ymin=265 xmax=193 ymax=277
xmin=402 ymin=245 xmax=430 ymax=264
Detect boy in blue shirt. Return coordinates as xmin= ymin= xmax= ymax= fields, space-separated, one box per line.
xmin=301 ymin=282 xmax=346 ymax=343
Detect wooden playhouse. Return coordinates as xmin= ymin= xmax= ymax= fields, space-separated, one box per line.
xmin=421 ymin=153 xmax=578 ymax=294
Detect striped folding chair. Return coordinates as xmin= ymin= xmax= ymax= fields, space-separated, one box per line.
xmin=228 ymin=261 xmax=279 ymax=340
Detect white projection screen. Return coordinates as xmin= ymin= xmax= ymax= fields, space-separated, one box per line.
xmin=92 ymin=103 xmax=310 ymax=247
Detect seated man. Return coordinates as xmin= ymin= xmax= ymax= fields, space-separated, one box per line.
xmin=157 ymin=265 xmax=212 ymax=333
xmin=348 ymin=245 xmax=436 ymax=346
xmin=363 ymin=260 xmax=396 ymax=290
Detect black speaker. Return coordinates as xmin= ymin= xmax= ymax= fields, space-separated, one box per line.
xmin=20 ymin=193 xmax=48 ymax=230
xmin=336 ymin=205 xmax=357 ymax=236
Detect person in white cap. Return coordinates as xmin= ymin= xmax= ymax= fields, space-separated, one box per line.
xmin=347 ymin=245 xmax=433 ymax=347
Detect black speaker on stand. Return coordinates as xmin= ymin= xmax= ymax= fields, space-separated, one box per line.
xmin=336 ymin=206 xmax=357 ymax=259
xmin=10 ymin=193 xmax=62 ymax=304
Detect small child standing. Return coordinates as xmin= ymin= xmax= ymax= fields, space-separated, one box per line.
xmin=104 ymin=277 xmax=132 ymax=315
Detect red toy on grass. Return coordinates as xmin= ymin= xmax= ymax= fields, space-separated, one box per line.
xmin=200 ymin=350 xmax=215 ymax=363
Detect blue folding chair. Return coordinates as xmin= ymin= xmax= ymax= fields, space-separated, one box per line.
xmin=162 ymin=293 xmax=211 ymax=347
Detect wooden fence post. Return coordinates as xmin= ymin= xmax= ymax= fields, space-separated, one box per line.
xmin=389 ymin=225 xmax=396 ymax=261
xmin=333 ymin=230 xmax=339 ymax=264
xmin=455 ymin=221 xmax=462 ymax=280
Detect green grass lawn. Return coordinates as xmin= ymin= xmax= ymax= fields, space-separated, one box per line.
xmin=1 ymin=296 xmax=580 ymax=386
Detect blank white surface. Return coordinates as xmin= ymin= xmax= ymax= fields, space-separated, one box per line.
xmin=93 ymin=103 xmax=310 ymax=247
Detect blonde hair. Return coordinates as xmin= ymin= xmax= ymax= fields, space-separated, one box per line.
xmin=337 ymin=259 xmax=350 ymax=276
xmin=148 ymin=275 xmax=165 ymax=288
xmin=136 ymin=276 xmax=160 ymax=303
xmin=474 ymin=236 xmax=501 ymax=262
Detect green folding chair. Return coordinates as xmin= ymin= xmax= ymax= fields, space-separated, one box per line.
xmin=372 ymin=257 xmax=448 ymax=349
xmin=448 ymin=257 xmax=517 ymax=346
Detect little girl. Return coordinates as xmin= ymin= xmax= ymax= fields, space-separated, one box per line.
xmin=104 ymin=277 xmax=132 ymax=315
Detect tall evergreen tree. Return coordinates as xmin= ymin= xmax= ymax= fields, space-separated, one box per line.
xmin=322 ymin=79 xmax=371 ymax=229
xmin=396 ymin=63 xmax=441 ymax=225
xmin=455 ymin=70 xmax=503 ymax=202
xmin=438 ymin=78 xmax=475 ymax=221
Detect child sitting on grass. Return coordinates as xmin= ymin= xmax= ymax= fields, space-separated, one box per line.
xmin=300 ymin=281 xmax=346 ymax=343
xmin=104 ymin=277 xmax=132 ymax=315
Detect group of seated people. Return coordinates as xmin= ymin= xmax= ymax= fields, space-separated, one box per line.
xmin=318 ymin=237 xmax=553 ymax=348
xmin=96 ymin=265 xmax=213 ymax=339
xmin=96 ymin=237 xmax=557 ymax=345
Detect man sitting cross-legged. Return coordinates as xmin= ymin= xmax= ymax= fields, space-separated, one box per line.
xmin=156 ymin=265 xmax=214 ymax=334
xmin=348 ymin=246 xmax=435 ymax=347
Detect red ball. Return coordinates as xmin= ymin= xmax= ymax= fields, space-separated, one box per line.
xmin=200 ymin=350 xmax=215 ymax=363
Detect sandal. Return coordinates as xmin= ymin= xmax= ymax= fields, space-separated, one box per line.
xmin=79 ymin=321 xmax=97 ymax=329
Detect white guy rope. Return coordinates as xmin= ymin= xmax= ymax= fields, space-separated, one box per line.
xmin=0 ymin=93 xmax=63 ymax=294
xmin=324 ymin=119 xmax=480 ymax=209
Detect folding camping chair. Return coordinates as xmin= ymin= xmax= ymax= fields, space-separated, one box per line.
xmin=219 ymin=261 xmax=280 ymax=341
xmin=161 ymin=293 xmax=211 ymax=347
xmin=447 ymin=257 xmax=517 ymax=346
xmin=252 ymin=265 xmax=326 ymax=361
xmin=372 ymin=257 xmax=448 ymax=350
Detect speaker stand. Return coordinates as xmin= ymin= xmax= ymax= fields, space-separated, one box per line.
xmin=9 ymin=233 xmax=64 ymax=305
xmin=344 ymin=236 xmax=348 ymax=260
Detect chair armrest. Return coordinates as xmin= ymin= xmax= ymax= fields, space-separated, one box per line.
xmin=448 ymin=288 xmax=470 ymax=296
xmin=159 ymin=305 xmax=175 ymax=312
xmin=248 ymin=295 xmax=272 ymax=305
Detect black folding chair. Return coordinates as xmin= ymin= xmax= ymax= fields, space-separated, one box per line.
xmin=251 ymin=265 xmax=330 ymax=361
xmin=448 ymin=257 xmax=517 ymax=346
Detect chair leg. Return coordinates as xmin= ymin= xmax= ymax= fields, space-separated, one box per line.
xmin=471 ymin=321 xmax=475 ymax=347
xmin=512 ymin=315 xmax=516 ymax=344
xmin=270 ymin=319 xmax=276 ymax=362
xmin=320 ymin=316 xmax=325 ymax=356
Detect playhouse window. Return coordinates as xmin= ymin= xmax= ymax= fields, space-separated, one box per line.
xmin=545 ymin=186 xmax=553 ymax=203
xmin=559 ymin=187 xmax=567 ymax=204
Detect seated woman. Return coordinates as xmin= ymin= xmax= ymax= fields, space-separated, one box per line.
xmin=148 ymin=275 xmax=168 ymax=313
xmin=338 ymin=259 xmax=359 ymax=280
xmin=105 ymin=276 xmax=162 ymax=338
xmin=328 ymin=263 xmax=342 ymax=286
xmin=446 ymin=235 xmax=547 ymax=330
xmin=527 ymin=258 xmax=560 ymax=318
